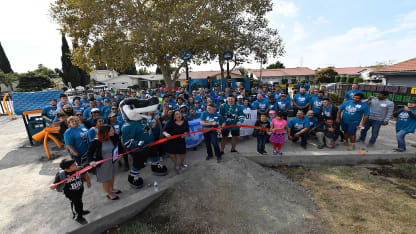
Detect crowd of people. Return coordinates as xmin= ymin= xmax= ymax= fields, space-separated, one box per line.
xmin=47 ymin=82 xmax=416 ymax=225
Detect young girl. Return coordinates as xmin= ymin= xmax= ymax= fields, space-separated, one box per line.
xmin=270 ymin=112 xmax=287 ymax=155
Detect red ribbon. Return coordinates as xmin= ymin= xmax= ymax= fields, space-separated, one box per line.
xmin=53 ymin=124 xmax=267 ymax=187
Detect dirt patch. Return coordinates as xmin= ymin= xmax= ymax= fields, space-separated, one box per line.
xmin=276 ymin=165 xmax=416 ymax=234
xmin=121 ymin=156 xmax=323 ymax=234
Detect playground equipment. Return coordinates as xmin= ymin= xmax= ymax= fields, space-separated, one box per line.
xmin=12 ymin=90 xmax=64 ymax=159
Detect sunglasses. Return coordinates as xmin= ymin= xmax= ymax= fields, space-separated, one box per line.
xmin=75 ymin=114 xmax=82 ymax=116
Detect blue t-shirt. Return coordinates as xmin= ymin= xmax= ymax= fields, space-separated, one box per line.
xmin=267 ymin=102 xmax=275 ymax=111
xmin=344 ymin=90 xmax=364 ymax=101
xmin=80 ymin=100 xmax=89 ymax=108
xmin=304 ymin=83 xmax=310 ymax=91
xmin=276 ymin=99 xmax=291 ymax=112
xmin=310 ymin=96 xmax=323 ymax=114
xmin=187 ymin=112 xmax=201 ymax=121
xmin=288 ymin=117 xmax=310 ymax=132
xmin=308 ymin=116 xmax=319 ymax=129
xmin=396 ymin=110 xmax=416 ymax=133
xmin=87 ymin=127 xmax=98 ymax=142
xmin=219 ymin=104 xmax=245 ymax=130
xmin=293 ymin=94 xmax=310 ymax=107
xmin=64 ymin=126 xmax=89 ymax=157
xmin=273 ymin=92 xmax=281 ymax=100
xmin=73 ymin=106 xmax=85 ymax=113
xmin=339 ymin=100 xmax=370 ymax=123
xmin=200 ymin=111 xmax=224 ymax=128
xmin=253 ymin=99 xmax=268 ymax=112
xmin=41 ymin=106 xmax=57 ymax=124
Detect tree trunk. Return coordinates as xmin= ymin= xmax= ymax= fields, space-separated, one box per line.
xmin=219 ymin=60 xmax=225 ymax=79
xmin=159 ymin=63 xmax=175 ymax=89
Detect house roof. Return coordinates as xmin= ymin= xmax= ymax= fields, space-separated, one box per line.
xmin=179 ymin=70 xmax=242 ymax=80
xmin=317 ymin=67 xmax=368 ymax=75
xmin=249 ymin=67 xmax=315 ymax=77
xmin=374 ymin=57 xmax=416 ymax=73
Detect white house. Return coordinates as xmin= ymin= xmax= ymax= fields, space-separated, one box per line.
xmin=90 ymin=70 xmax=119 ymax=83
xmin=104 ymin=74 xmax=164 ymax=90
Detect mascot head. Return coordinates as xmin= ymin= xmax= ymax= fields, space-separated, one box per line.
xmin=119 ymin=97 xmax=159 ymax=121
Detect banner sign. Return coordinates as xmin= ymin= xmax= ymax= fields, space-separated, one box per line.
xmin=186 ymin=118 xmax=204 ymax=148
xmin=240 ymin=109 xmax=257 ymax=136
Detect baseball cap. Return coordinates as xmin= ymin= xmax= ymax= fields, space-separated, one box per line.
xmin=91 ymin=108 xmax=100 ymax=113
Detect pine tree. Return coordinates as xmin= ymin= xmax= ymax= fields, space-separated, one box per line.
xmin=72 ymin=42 xmax=90 ymax=86
xmin=61 ymin=35 xmax=81 ymax=87
xmin=0 ymin=42 xmax=13 ymax=73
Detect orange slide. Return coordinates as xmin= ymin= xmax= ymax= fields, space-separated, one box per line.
xmin=32 ymin=127 xmax=62 ymax=159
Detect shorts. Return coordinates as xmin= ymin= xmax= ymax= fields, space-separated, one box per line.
xmin=222 ymin=128 xmax=240 ymax=137
xmin=341 ymin=120 xmax=359 ymax=135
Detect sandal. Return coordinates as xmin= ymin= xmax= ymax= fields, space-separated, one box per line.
xmin=112 ymin=190 xmax=122 ymax=194
xmin=106 ymin=195 xmax=119 ymax=200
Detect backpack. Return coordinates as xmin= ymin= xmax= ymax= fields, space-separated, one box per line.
xmin=55 ymin=170 xmax=66 ymax=193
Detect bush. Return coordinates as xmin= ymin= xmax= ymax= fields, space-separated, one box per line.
xmin=335 ymin=76 xmax=340 ymax=82
xmin=291 ymin=78 xmax=297 ymax=84
xmin=347 ymin=77 xmax=354 ymax=84
xmin=281 ymin=79 xmax=288 ymax=84
xmin=340 ymin=77 xmax=347 ymax=82
xmin=329 ymin=76 xmax=335 ymax=83
xmin=353 ymin=77 xmax=364 ymax=84
xmin=330 ymin=93 xmax=342 ymax=106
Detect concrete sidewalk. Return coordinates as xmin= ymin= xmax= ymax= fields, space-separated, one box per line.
xmin=0 ymin=116 xmax=415 ymax=234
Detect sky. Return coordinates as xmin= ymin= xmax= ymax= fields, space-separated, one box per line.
xmin=1 ymin=0 xmax=416 ymax=73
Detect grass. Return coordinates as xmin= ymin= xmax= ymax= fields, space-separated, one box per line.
xmin=276 ymin=165 xmax=416 ymax=234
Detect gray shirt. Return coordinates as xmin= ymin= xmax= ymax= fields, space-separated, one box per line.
xmin=365 ymin=97 xmax=394 ymax=122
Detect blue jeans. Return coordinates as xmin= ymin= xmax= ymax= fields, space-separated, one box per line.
xmin=203 ymin=131 xmax=221 ymax=157
xmin=257 ymin=135 xmax=267 ymax=152
xmin=396 ymin=130 xmax=409 ymax=151
xmin=359 ymin=119 xmax=383 ymax=144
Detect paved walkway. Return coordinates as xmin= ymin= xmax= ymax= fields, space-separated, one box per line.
xmin=0 ymin=116 xmax=415 ymax=233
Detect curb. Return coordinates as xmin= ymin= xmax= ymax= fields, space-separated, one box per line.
xmin=241 ymin=153 xmax=416 ymax=167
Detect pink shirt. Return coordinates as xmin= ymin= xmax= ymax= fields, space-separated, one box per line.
xmin=272 ymin=119 xmax=287 ymax=134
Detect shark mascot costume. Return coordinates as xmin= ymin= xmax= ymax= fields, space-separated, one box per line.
xmin=120 ymin=97 xmax=168 ymax=188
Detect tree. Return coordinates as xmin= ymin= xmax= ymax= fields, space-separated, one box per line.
xmin=73 ymin=43 xmax=90 ymax=86
xmin=17 ymin=72 xmax=54 ymax=91
xmin=237 ymin=67 xmax=248 ymax=77
xmin=266 ymin=61 xmax=285 ymax=69
xmin=34 ymin=64 xmax=60 ymax=79
xmin=61 ymin=35 xmax=81 ymax=87
xmin=315 ymin=68 xmax=338 ymax=83
xmin=138 ymin=68 xmax=150 ymax=75
xmin=0 ymin=69 xmax=18 ymax=91
xmin=0 ymin=42 xmax=13 ymax=73
xmin=50 ymin=0 xmax=284 ymax=89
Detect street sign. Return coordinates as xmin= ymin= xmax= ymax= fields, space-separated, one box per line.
xmin=180 ymin=49 xmax=193 ymax=61
xmin=222 ymin=50 xmax=234 ymax=61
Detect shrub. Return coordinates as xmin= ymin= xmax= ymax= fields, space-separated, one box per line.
xmin=281 ymin=79 xmax=288 ymax=84
xmin=340 ymin=77 xmax=347 ymax=82
xmin=335 ymin=76 xmax=340 ymax=82
xmin=347 ymin=77 xmax=354 ymax=84
xmin=354 ymin=77 xmax=364 ymax=83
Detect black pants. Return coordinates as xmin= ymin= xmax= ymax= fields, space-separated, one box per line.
xmin=65 ymin=187 xmax=84 ymax=219
xmin=291 ymin=131 xmax=308 ymax=146
xmin=131 ymin=147 xmax=157 ymax=169
xmin=204 ymin=131 xmax=221 ymax=158
xmin=257 ymin=135 xmax=267 ymax=152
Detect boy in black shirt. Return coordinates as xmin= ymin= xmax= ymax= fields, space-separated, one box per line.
xmin=254 ymin=113 xmax=271 ymax=154
xmin=50 ymin=159 xmax=91 ymax=225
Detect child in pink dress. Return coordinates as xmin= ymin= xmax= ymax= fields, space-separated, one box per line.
xmin=270 ymin=112 xmax=287 ymax=155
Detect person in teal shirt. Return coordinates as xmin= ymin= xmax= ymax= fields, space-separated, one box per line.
xmin=219 ymin=96 xmax=245 ymax=154
xmin=42 ymin=99 xmax=58 ymax=126
xmin=252 ymin=94 xmax=268 ymax=117
xmin=200 ymin=104 xmax=225 ymax=161
xmin=293 ymin=87 xmax=310 ymax=114
xmin=344 ymin=84 xmax=363 ymax=102
xmin=64 ymin=116 xmax=89 ymax=165
xmin=309 ymin=91 xmax=324 ymax=117
xmin=337 ymin=93 xmax=370 ymax=150
xmin=287 ymin=110 xmax=310 ymax=149
xmin=393 ymin=100 xmax=416 ymax=152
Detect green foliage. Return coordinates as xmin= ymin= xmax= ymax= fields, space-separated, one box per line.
xmin=347 ymin=77 xmax=354 ymax=84
xmin=17 ymin=72 xmax=54 ymax=91
xmin=50 ymin=0 xmax=284 ymax=89
xmin=237 ymin=67 xmax=248 ymax=77
xmin=138 ymin=68 xmax=150 ymax=75
xmin=335 ymin=76 xmax=340 ymax=82
xmin=118 ymin=64 xmax=138 ymax=75
xmin=330 ymin=93 xmax=342 ymax=106
xmin=33 ymin=64 xmax=60 ymax=79
xmin=266 ymin=61 xmax=285 ymax=69
xmin=315 ymin=68 xmax=338 ymax=83
xmin=0 ymin=69 xmax=18 ymax=91
xmin=281 ymin=79 xmax=288 ymax=84
xmin=340 ymin=77 xmax=347 ymax=82
xmin=291 ymin=78 xmax=297 ymax=84
xmin=0 ymin=42 xmax=13 ymax=73
xmin=353 ymin=77 xmax=364 ymax=83
xmin=61 ymin=35 xmax=81 ymax=87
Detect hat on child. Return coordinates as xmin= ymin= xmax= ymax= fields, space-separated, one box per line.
xmin=269 ymin=110 xmax=276 ymax=114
